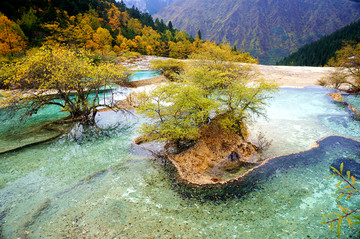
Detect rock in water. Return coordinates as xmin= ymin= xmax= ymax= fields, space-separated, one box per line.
xmin=330 ymin=158 xmax=360 ymax=179
xmin=168 ymin=116 xmax=259 ymax=184
xmin=327 ymin=93 xmax=343 ymax=102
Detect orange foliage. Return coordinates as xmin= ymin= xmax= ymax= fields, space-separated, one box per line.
xmin=0 ymin=15 xmax=27 ymax=56
xmin=0 ymin=3 xmax=257 ymax=61
xmin=107 ymin=3 xmax=129 ymax=30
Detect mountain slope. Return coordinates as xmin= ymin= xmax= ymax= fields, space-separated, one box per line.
xmin=155 ymin=0 xmax=360 ymax=64
xmin=121 ymin=0 xmax=175 ymax=14
xmin=277 ymin=20 xmax=360 ymax=66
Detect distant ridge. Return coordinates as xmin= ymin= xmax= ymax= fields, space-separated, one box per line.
xmin=155 ymin=0 xmax=360 ymax=64
xmin=121 ymin=0 xmax=175 ymax=14
xmin=277 ymin=20 xmax=360 ymax=66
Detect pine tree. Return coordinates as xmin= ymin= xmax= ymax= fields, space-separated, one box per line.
xmin=197 ymin=29 xmax=202 ymax=40
xmin=168 ymin=21 xmax=173 ymax=31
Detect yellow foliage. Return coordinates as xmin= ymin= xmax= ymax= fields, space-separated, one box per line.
xmin=1 ymin=46 xmax=131 ymax=123
xmin=113 ymin=45 xmax=121 ymax=53
xmin=190 ymin=41 xmax=258 ymax=63
xmin=92 ymin=27 xmax=113 ymax=54
xmin=120 ymin=42 xmax=130 ymax=51
xmin=116 ymin=34 xmax=127 ymax=45
xmin=107 ymin=3 xmax=129 ymax=30
xmin=127 ymin=18 xmax=143 ymax=35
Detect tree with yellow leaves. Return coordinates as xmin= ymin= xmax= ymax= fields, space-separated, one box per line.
xmin=107 ymin=3 xmax=129 ymax=30
xmin=137 ymin=26 xmax=162 ymax=55
xmin=137 ymin=46 xmax=277 ymax=148
xmin=92 ymin=27 xmax=113 ymax=55
xmin=1 ymin=47 xmax=131 ymax=124
xmin=189 ymin=41 xmax=258 ymax=63
xmin=0 ymin=13 xmax=27 ymax=56
xmin=324 ymin=42 xmax=360 ymax=92
xmin=127 ymin=18 xmax=143 ymax=35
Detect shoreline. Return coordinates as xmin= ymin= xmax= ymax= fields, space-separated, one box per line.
xmin=123 ymin=55 xmax=335 ymax=88
xmin=0 ymin=56 xmax=334 ymax=97
xmin=133 ymin=136 xmax=360 ymax=199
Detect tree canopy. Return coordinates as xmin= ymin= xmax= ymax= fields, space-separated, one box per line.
xmin=0 ymin=46 xmax=130 ymax=124
xmin=0 ymin=13 xmax=27 ymax=56
xmin=136 ymin=48 xmax=277 ymax=148
xmin=320 ymin=42 xmax=360 ymax=92
xmin=0 ymin=0 xmax=258 ymax=62
xmin=189 ymin=41 xmax=258 ymax=63
xmin=278 ymin=20 xmax=360 ymax=66
xmin=150 ymin=59 xmax=185 ymax=81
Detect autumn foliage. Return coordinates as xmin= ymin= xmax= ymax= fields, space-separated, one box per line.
xmin=0 ymin=13 xmax=27 ymax=56
xmin=0 ymin=46 xmax=130 ymax=123
xmin=137 ymin=47 xmax=276 ymax=147
xmin=320 ymin=42 xmax=360 ymax=92
xmin=0 ymin=0 xmax=257 ymax=62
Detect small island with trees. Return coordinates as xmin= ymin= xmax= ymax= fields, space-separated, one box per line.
xmin=135 ymin=43 xmax=278 ymax=185
xmin=0 ymin=0 xmax=360 ymax=238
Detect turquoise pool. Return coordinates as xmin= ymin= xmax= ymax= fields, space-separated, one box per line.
xmin=129 ymin=71 xmax=161 ymax=82
xmin=0 ymin=86 xmax=359 ymax=238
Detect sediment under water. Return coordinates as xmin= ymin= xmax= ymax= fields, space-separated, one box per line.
xmin=343 ymin=93 xmax=360 ymax=113
xmin=0 ymin=86 xmax=360 ymax=238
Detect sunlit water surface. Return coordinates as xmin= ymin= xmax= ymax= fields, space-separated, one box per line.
xmin=1 ymin=86 xmax=360 ymax=238
xmin=129 ymin=71 xmax=161 ymax=82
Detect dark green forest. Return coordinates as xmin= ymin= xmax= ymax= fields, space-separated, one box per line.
xmin=277 ymin=19 xmax=360 ymax=66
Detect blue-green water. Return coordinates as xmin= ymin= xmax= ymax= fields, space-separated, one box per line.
xmin=343 ymin=94 xmax=360 ymax=112
xmin=0 ymin=86 xmax=360 ymax=238
xmin=0 ymin=105 xmax=67 ymax=153
xmin=129 ymin=71 xmax=161 ymax=82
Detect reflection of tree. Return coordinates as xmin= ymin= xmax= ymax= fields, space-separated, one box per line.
xmin=64 ymin=112 xmax=137 ymax=144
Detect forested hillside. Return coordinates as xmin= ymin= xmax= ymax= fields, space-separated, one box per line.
xmin=0 ymin=0 xmax=220 ymax=60
xmin=277 ymin=20 xmax=360 ymax=66
xmin=155 ymin=0 xmax=360 ymax=64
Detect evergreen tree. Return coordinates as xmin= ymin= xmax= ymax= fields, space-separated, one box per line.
xmin=197 ymin=29 xmax=202 ymax=40
xmin=168 ymin=21 xmax=173 ymax=31
xmin=278 ymin=20 xmax=360 ymax=66
xmin=118 ymin=0 xmax=126 ymax=11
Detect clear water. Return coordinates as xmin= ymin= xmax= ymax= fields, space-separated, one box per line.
xmin=1 ymin=86 xmax=360 ymax=238
xmin=249 ymin=86 xmax=360 ymax=158
xmin=129 ymin=71 xmax=161 ymax=82
xmin=343 ymin=94 xmax=360 ymax=112
xmin=0 ymin=105 xmax=67 ymax=153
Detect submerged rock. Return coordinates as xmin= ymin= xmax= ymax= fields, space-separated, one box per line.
xmin=330 ymin=157 xmax=360 ymax=179
xmin=328 ymin=92 xmax=360 ymax=117
xmin=327 ymin=93 xmax=343 ymax=102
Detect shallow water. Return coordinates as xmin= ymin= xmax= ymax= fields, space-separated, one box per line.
xmin=1 ymin=86 xmax=360 ymax=238
xmin=129 ymin=71 xmax=161 ymax=82
xmin=0 ymin=105 xmax=67 ymax=153
xmin=343 ymin=94 xmax=360 ymax=111
xmin=249 ymin=86 xmax=360 ymax=158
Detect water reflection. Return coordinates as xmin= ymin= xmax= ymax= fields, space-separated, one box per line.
xmin=64 ymin=111 xmax=137 ymax=144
